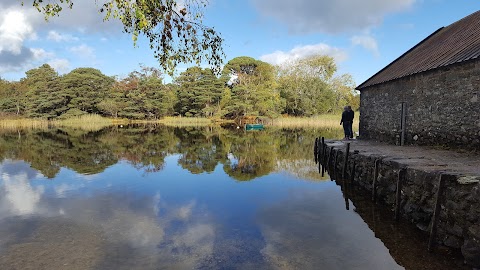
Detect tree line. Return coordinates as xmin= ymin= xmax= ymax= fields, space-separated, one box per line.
xmin=0 ymin=55 xmax=359 ymax=120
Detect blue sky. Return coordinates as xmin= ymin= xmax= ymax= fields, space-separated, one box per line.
xmin=0 ymin=0 xmax=478 ymax=85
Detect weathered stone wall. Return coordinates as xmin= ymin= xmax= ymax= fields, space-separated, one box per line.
xmin=322 ymin=145 xmax=480 ymax=267
xmin=359 ymin=59 xmax=480 ymax=149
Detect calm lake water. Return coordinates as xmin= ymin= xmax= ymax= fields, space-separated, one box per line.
xmin=0 ymin=126 xmax=468 ymax=270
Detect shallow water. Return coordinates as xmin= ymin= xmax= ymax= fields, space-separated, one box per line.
xmin=0 ymin=126 xmax=468 ymax=269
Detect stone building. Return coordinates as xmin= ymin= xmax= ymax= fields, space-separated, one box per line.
xmin=356 ymin=11 xmax=480 ymax=149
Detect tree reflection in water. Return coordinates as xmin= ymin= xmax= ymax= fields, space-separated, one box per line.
xmin=0 ymin=125 xmax=339 ymax=181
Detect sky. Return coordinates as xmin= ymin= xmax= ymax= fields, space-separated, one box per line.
xmin=0 ymin=0 xmax=479 ymax=85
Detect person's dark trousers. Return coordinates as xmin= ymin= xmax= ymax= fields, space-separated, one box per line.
xmin=343 ymin=121 xmax=352 ymax=138
xmin=348 ymin=122 xmax=354 ymax=138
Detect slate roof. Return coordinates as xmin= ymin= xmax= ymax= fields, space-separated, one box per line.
xmin=357 ymin=10 xmax=480 ymax=90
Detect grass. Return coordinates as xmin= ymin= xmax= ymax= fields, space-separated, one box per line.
xmin=271 ymin=114 xmax=360 ymax=130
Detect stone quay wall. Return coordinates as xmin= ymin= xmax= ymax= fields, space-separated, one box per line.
xmin=359 ymin=59 xmax=480 ymax=150
xmin=318 ymin=143 xmax=480 ymax=268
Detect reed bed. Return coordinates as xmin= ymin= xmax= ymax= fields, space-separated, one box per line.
xmin=0 ymin=118 xmax=51 ymax=130
xmin=0 ymin=115 xmax=218 ymax=131
xmin=0 ymin=115 xmax=121 ymax=132
xmin=1 ymin=114 xmax=360 ymax=131
xmin=53 ymin=114 xmax=118 ymax=131
xmin=158 ymin=116 xmax=213 ymax=126
xmin=271 ymin=115 xmax=359 ymax=130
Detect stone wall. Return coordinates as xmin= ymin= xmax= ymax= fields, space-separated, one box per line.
xmin=322 ymin=145 xmax=480 ymax=267
xmin=359 ymin=59 xmax=480 ymax=149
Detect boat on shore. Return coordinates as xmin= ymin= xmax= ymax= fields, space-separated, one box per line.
xmin=245 ymin=124 xmax=264 ymax=130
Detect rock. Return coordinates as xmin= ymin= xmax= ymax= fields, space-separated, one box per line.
xmin=457 ymin=176 xmax=480 ymax=185
xmin=462 ymin=239 xmax=480 ymax=268
xmin=447 ymin=224 xmax=464 ymax=237
xmin=416 ymin=223 xmax=429 ymax=231
xmin=444 ymin=235 xmax=462 ymax=248
xmin=445 ymin=200 xmax=460 ymax=210
xmin=469 ymin=225 xmax=480 ymax=239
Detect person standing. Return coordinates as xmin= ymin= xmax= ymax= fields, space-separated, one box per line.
xmin=340 ymin=106 xmax=351 ymax=140
xmin=347 ymin=106 xmax=354 ymax=139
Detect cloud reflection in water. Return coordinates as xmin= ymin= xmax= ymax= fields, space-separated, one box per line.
xmin=0 ymin=161 xmax=216 ymax=269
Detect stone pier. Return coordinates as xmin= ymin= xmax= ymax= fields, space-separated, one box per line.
xmin=316 ymin=139 xmax=480 ymax=268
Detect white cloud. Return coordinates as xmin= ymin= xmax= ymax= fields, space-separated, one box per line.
xmin=251 ymin=0 xmax=416 ymax=34
xmin=0 ymin=10 xmax=36 ymax=55
xmin=2 ymin=172 xmax=44 ymax=215
xmin=175 ymin=201 xmax=195 ymax=220
xmin=47 ymin=30 xmax=79 ymax=42
xmin=260 ymin=43 xmax=348 ymax=66
xmin=0 ymin=1 xmax=121 ymax=75
xmin=351 ymin=35 xmax=379 ymax=56
xmin=48 ymin=58 xmax=71 ymax=74
xmin=0 ymin=6 xmax=46 ymax=74
xmin=1 ymin=0 xmax=120 ymax=33
xmin=31 ymin=48 xmax=55 ymax=60
xmin=69 ymin=44 xmax=95 ymax=59
xmin=54 ymin=183 xmax=78 ymax=198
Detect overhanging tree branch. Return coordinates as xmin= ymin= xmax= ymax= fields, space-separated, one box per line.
xmin=23 ymin=0 xmax=225 ymax=75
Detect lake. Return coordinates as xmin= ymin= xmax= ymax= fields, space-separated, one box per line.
xmin=0 ymin=126 xmax=468 ymax=269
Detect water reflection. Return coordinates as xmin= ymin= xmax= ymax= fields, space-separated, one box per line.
xmin=0 ymin=126 xmax=331 ymax=181
xmin=334 ymin=182 xmax=469 ymax=270
xmin=0 ymin=161 xmax=45 ymax=217
xmin=0 ymin=161 xmax=216 ymax=269
xmin=257 ymin=189 xmax=402 ymax=269
xmin=0 ymin=126 xmax=467 ymax=269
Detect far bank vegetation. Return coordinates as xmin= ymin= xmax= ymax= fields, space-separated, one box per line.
xmin=0 ymin=55 xmax=359 ymax=127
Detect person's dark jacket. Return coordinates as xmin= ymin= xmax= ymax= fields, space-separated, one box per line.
xmin=346 ymin=110 xmax=354 ymax=122
xmin=340 ymin=110 xmax=354 ymax=124
xmin=340 ymin=111 xmax=349 ymax=124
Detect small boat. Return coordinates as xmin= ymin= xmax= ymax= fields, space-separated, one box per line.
xmin=245 ymin=124 xmax=264 ymax=130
